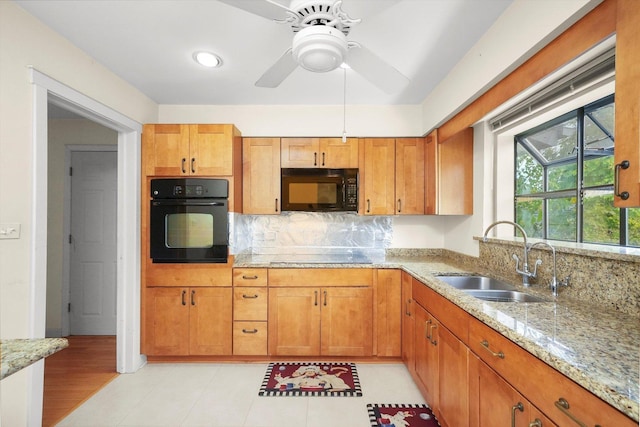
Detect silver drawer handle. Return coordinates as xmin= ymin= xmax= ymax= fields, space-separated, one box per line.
xmin=554 ymin=398 xmax=594 ymax=427
xmin=481 ymin=340 xmax=505 ymax=359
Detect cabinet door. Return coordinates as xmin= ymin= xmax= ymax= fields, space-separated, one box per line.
xmin=401 ymin=273 xmax=415 ymax=374
xmin=281 ymin=138 xmax=320 ymax=167
xmin=143 ymin=124 xmax=190 ymax=176
xmin=243 ymin=138 xmax=281 ymax=214
xmin=189 ymin=287 xmax=232 ymax=355
xmin=319 ymin=138 xmax=359 ymax=168
xmin=395 ymin=138 xmax=425 ymax=214
xmin=614 ymin=0 xmax=640 ymax=207
xmin=438 ymin=128 xmax=473 ymax=215
xmin=375 ymin=269 xmax=402 ymax=357
xmin=144 ymin=287 xmax=189 ymax=355
xmin=470 ymin=355 xmax=557 ymax=427
xmin=321 ymin=287 xmax=373 ymax=356
xmin=437 ymin=322 xmax=469 ymax=427
xmin=189 ymin=124 xmax=238 ymax=176
xmin=268 ymin=287 xmax=321 ymax=356
xmin=424 ymin=130 xmax=438 ymax=214
xmin=414 ymin=305 xmax=439 ymax=409
xmin=362 ymin=138 xmax=395 ymax=214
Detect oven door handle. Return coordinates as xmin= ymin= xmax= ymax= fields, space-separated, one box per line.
xmin=152 ymin=200 xmax=225 ymax=207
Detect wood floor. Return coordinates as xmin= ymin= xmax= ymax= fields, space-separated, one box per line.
xmin=43 ymin=335 xmax=118 ymax=427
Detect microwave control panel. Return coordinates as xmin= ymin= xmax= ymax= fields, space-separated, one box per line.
xmin=346 ymin=176 xmax=358 ymax=210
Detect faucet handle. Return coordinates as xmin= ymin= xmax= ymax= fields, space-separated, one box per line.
xmin=560 ymin=276 xmax=570 ymax=287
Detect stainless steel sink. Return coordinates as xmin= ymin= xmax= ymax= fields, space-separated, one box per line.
xmin=463 ymin=289 xmax=549 ymax=303
xmin=436 ymin=275 xmax=516 ymax=290
xmin=436 ymin=275 xmax=549 ymax=303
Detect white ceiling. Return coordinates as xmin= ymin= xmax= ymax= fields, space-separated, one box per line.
xmin=17 ymin=0 xmax=513 ymax=106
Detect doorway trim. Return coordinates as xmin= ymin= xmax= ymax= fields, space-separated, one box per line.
xmin=29 ymin=68 xmax=146 ymax=426
xmin=62 ymin=144 xmax=118 ymax=337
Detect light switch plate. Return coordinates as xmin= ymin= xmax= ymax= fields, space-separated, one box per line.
xmin=0 ymin=223 xmax=21 ymax=239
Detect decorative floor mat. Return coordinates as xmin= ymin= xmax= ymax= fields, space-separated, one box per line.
xmin=367 ymin=404 xmax=440 ymax=427
xmin=259 ymin=362 xmax=362 ymax=396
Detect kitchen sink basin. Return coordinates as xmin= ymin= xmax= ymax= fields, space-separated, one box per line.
xmin=463 ymin=289 xmax=549 ymax=303
xmin=436 ymin=275 xmax=516 ymax=290
xmin=436 ymin=275 xmax=549 ymax=303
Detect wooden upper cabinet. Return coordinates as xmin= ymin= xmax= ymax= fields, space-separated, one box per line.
xmin=361 ymin=138 xmax=395 ymax=215
xmin=142 ymin=124 xmax=190 ymax=176
xmin=614 ymin=0 xmax=640 ymax=207
xmin=395 ymin=138 xmax=425 ymax=214
xmin=425 ymin=127 xmax=473 ymax=215
xmin=142 ymin=124 xmax=241 ymax=177
xmin=281 ymin=137 xmax=358 ymax=168
xmin=189 ymin=124 xmax=241 ymax=176
xmin=243 ymin=138 xmax=281 ymax=214
xmin=425 ymin=130 xmax=438 ymax=215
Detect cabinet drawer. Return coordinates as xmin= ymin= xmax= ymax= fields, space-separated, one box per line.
xmin=412 ymin=280 xmax=468 ymax=345
xmin=269 ymin=268 xmax=372 ymax=287
xmin=233 ymin=268 xmax=268 ymax=287
xmin=469 ymin=317 xmax=636 ymax=427
xmin=233 ymin=287 xmax=267 ymax=320
xmin=233 ymin=321 xmax=267 ymax=355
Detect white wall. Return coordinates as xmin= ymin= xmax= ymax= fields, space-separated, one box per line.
xmin=420 ymin=0 xmax=603 ymax=133
xmin=0 ymin=2 xmax=157 ymax=425
xmin=158 ymin=104 xmax=424 ymax=137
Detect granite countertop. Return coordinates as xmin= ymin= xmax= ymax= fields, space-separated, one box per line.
xmin=1 ymin=338 xmax=68 ymax=380
xmin=234 ymin=252 xmax=640 ymax=422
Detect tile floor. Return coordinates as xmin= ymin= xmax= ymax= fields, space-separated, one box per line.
xmin=57 ymin=362 xmax=425 ymax=427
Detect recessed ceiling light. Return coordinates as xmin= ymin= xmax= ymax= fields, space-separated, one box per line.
xmin=193 ymin=51 xmax=222 ymax=68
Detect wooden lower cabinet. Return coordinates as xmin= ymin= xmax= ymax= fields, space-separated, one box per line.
xmin=145 ymin=287 xmax=232 ymax=356
xmin=414 ymin=304 xmax=439 ymax=410
xmin=375 ymin=269 xmax=402 ymax=357
xmin=414 ymin=301 xmax=468 ymax=427
xmin=437 ymin=323 xmax=469 ymax=427
xmin=469 ymin=354 xmax=557 ymax=427
xmin=409 ymin=276 xmax=637 ymax=427
xmin=401 ymin=272 xmax=415 ymax=373
xmin=268 ymin=286 xmax=373 ymax=356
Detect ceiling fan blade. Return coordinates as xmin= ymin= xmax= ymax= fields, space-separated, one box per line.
xmin=346 ymin=44 xmax=409 ymax=94
xmin=216 ymin=0 xmax=292 ymax=21
xmin=255 ymin=49 xmax=298 ymax=88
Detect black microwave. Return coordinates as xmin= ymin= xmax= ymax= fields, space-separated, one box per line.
xmin=281 ymin=168 xmax=358 ymax=212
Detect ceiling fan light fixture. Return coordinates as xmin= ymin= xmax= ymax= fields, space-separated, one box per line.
xmin=292 ymin=26 xmax=347 ymax=73
xmin=193 ymin=51 xmax=222 ymax=68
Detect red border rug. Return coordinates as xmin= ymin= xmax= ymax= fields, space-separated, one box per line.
xmin=367 ymin=404 xmax=440 ymax=427
xmin=259 ymin=362 xmax=362 ymax=396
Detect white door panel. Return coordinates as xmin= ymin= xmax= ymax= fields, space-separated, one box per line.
xmin=69 ymin=151 xmax=117 ymax=335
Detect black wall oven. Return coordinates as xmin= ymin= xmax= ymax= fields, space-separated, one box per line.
xmin=150 ymin=178 xmax=229 ymax=263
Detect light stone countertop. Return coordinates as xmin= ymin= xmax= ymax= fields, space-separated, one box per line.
xmin=234 ymin=252 xmax=640 ymax=422
xmin=1 ymin=338 xmax=69 ymax=380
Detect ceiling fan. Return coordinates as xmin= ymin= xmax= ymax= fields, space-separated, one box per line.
xmin=217 ymin=0 xmax=409 ymax=94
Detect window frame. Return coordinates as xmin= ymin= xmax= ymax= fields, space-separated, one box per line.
xmin=514 ymin=94 xmax=635 ymax=247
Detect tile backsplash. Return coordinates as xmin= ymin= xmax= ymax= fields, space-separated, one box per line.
xmin=231 ymin=212 xmax=392 ymax=256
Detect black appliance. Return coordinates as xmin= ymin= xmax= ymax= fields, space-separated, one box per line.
xmin=281 ymin=168 xmax=358 ymax=212
xmin=150 ymin=178 xmax=228 ymax=263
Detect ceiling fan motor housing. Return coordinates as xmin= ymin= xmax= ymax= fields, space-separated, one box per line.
xmin=292 ymin=26 xmax=348 ymax=73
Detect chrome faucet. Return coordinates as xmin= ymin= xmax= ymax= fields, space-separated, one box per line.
xmin=482 ymin=220 xmax=540 ymax=287
xmin=527 ymin=241 xmax=569 ymax=297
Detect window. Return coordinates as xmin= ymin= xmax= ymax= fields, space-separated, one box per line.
xmin=514 ymin=95 xmax=639 ymax=247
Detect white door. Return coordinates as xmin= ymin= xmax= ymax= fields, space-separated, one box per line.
xmin=69 ymin=151 xmax=117 ymax=335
